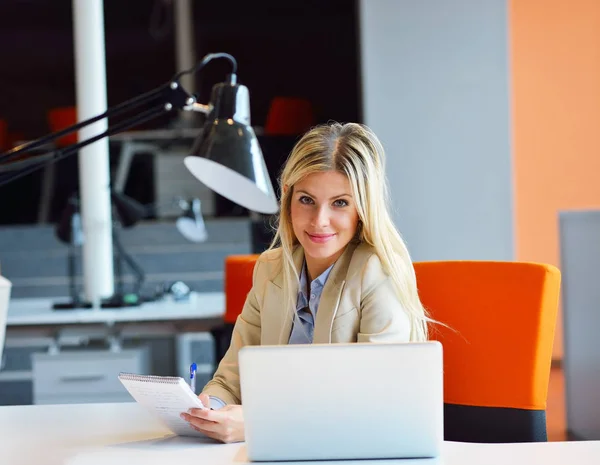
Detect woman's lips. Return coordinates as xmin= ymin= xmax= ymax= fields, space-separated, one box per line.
xmin=306 ymin=232 xmax=336 ymax=244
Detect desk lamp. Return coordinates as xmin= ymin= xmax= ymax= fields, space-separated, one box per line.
xmin=0 ymin=53 xmax=278 ymax=214
xmin=0 ymin=52 xmax=279 ymax=309
xmin=175 ymin=197 xmax=208 ymax=243
xmin=52 ymin=191 xmax=148 ymax=309
xmin=53 ymin=190 xmax=211 ymax=309
xmin=53 ymin=194 xmax=86 ymax=309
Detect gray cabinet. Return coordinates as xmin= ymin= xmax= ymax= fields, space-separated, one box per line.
xmin=32 ymin=348 xmax=150 ymax=404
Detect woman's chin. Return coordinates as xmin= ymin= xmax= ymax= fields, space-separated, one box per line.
xmin=302 ymin=242 xmax=342 ymax=261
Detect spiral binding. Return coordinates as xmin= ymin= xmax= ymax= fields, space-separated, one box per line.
xmin=118 ymin=372 xmax=181 ymax=384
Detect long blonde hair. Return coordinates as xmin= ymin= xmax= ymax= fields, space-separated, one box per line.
xmin=268 ymin=122 xmax=431 ymax=341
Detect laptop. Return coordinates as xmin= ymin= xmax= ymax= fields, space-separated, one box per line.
xmin=238 ymin=341 xmax=444 ymax=462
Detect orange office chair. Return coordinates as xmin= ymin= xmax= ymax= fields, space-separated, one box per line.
xmin=224 ymin=254 xmax=260 ymax=325
xmin=47 ymin=106 xmax=78 ymax=146
xmin=213 ymin=254 xmax=260 ymax=362
xmin=414 ymin=260 xmax=561 ymax=443
xmin=0 ymin=119 xmax=7 ymax=151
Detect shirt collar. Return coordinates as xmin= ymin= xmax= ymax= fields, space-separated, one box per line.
xmin=296 ymin=260 xmax=335 ymax=310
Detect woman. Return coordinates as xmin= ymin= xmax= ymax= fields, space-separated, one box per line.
xmin=181 ymin=122 xmax=432 ymax=442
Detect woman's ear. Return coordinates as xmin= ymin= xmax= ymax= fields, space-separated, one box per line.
xmin=283 ymin=184 xmax=290 ymax=196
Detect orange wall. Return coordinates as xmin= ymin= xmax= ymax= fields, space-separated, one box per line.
xmin=510 ymin=0 xmax=600 ymax=359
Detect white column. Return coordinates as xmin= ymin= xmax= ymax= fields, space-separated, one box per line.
xmin=72 ymin=0 xmax=114 ymax=306
xmin=174 ymin=0 xmax=196 ymax=123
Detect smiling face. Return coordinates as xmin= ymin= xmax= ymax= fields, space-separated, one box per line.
xmin=289 ymin=170 xmax=360 ymax=280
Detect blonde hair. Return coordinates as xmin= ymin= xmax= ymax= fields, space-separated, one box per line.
xmin=268 ymin=122 xmax=431 ymax=341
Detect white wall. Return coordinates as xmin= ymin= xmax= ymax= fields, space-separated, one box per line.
xmin=358 ymin=0 xmax=514 ymax=261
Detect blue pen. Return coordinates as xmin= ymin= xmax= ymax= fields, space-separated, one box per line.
xmin=189 ymin=362 xmax=197 ymax=394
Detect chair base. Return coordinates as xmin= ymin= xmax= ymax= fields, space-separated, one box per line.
xmin=444 ymin=403 xmax=547 ymax=442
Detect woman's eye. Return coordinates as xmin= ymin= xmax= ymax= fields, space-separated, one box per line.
xmin=299 ymin=196 xmax=314 ymax=205
xmin=333 ymin=199 xmax=348 ymax=207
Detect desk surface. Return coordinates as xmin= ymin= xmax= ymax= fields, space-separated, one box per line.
xmin=0 ymin=402 xmax=598 ymax=465
xmin=6 ymin=291 xmax=224 ymax=327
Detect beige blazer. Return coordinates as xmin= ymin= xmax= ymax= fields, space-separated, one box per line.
xmin=202 ymin=241 xmax=411 ymax=405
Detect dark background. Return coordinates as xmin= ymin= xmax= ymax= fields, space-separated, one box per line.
xmin=0 ymin=0 xmax=361 ymax=225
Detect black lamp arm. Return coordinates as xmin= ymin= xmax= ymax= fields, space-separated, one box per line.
xmin=0 ymin=83 xmax=191 ymax=188
xmin=0 ymin=101 xmax=163 ymax=187
xmin=0 ymin=52 xmax=238 ymax=187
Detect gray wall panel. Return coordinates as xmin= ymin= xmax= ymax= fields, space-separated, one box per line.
xmin=358 ymin=0 xmax=514 ymax=261
xmin=559 ymin=210 xmax=600 ymax=440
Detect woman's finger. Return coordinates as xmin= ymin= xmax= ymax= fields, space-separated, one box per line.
xmin=182 ymin=413 xmax=220 ymax=433
xmin=190 ymin=423 xmax=222 ymax=441
xmin=188 ymin=408 xmax=217 ymax=422
xmin=181 ymin=413 xmax=214 ymax=428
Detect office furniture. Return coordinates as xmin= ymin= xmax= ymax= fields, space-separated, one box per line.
xmin=211 ymin=254 xmax=259 ymax=359
xmin=224 ymin=254 xmax=260 ymax=325
xmin=264 ymin=96 xmax=314 ymax=136
xmin=559 ymin=210 xmax=600 ymax=440
xmin=0 ymin=118 xmax=7 ymax=151
xmin=0 ymin=217 xmax=250 ymax=405
xmin=0 ymin=402 xmax=598 ymax=465
xmin=175 ymin=331 xmax=216 ymax=394
xmin=414 ymin=261 xmax=561 ymax=442
xmin=1 ymin=291 xmax=224 ymax=405
xmin=31 ymin=128 xmax=214 ymax=224
xmin=7 ymin=291 xmax=224 ymax=329
xmin=31 ymin=348 xmax=150 ymax=405
xmin=111 ymin=128 xmax=216 ymax=217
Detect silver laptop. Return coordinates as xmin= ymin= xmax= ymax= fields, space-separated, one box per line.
xmin=238 ymin=341 xmax=444 ymax=462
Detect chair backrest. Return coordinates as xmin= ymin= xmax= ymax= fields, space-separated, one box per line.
xmin=264 ymin=97 xmax=314 ymax=136
xmin=47 ymin=106 xmax=78 ymax=147
xmin=413 ymin=260 xmax=561 ymax=443
xmin=224 ymin=254 xmax=260 ymax=325
xmin=0 ymin=275 xmax=12 ymax=365
xmin=0 ymin=118 xmax=7 ymax=151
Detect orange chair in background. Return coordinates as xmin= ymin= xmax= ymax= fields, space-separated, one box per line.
xmin=414 ymin=261 xmax=561 ymax=443
xmin=0 ymin=119 xmax=7 ymax=151
xmin=213 ymin=254 xmax=260 ymax=362
xmin=47 ymin=106 xmax=78 ymax=146
xmin=224 ymin=254 xmax=260 ymax=325
xmin=264 ymin=97 xmax=314 ymax=136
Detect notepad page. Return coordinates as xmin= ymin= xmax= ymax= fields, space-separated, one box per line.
xmin=119 ymin=375 xmax=207 ymax=438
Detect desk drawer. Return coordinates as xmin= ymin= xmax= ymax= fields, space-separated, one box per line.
xmin=32 ymin=348 xmax=149 ymax=403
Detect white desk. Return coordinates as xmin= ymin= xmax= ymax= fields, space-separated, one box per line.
xmin=7 ymin=292 xmax=224 ymax=327
xmin=0 ymin=402 xmax=598 ymax=465
xmin=1 ymin=293 xmax=226 ymax=403
xmin=5 ymin=291 xmax=225 ymax=341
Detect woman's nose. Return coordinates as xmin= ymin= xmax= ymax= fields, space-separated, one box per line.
xmin=311 ymin=206 xmax=330 ymax=227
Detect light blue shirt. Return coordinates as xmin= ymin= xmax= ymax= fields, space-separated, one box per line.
xmin=288 ymin=260 xmax=334 ymax=344
xmin=208 ymin=260 xmax=334 ymax=409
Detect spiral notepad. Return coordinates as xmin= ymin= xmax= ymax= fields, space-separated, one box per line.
xmin=118 ymin=372 xmax=208 ymax=437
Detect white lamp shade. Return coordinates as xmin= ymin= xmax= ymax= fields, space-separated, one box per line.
xmin=184 ymin=82 xmax=279 ymax=215
xmin=184 ymin=156 xmax=279 ymax=215
xmin=176 ymin=216 xmax=208 ymax=243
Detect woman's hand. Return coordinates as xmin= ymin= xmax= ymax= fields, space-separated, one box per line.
xmin=181 ymin=393 xmax=245 ymax=443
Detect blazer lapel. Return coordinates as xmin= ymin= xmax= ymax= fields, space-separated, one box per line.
xmin=313 ymin=243 xmax=358 ymax=343
xmin=268 ymin=247 xmax=304 ymax=345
